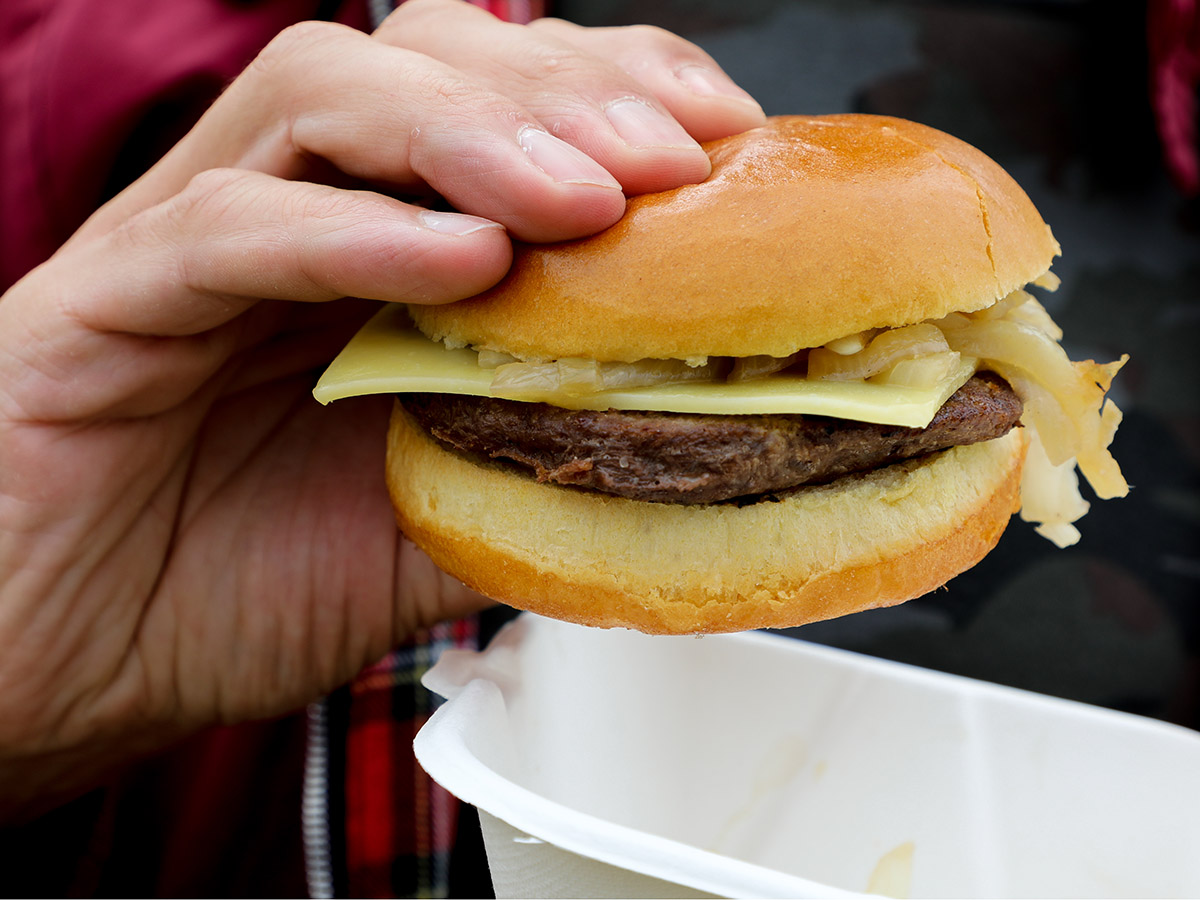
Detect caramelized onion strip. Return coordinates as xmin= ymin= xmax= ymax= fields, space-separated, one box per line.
xmin=491 ymin=357 xmax=723 ymax=399
xmin=808 ymin=323 xmax=950 ymax=382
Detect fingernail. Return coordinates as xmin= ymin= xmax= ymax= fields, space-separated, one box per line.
xmin=517 ymin=125 xmax=621 ymax=188
xmin=675 ymin=64 xmax=762 ymax=107
xmin=419 ymin=210 xmax=505 ymax=236
xmin=604 ymin=98 xmax=698 ymax=150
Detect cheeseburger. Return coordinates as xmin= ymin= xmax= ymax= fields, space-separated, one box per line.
xmin=315 ymin=114 xmax=1127 ymax=635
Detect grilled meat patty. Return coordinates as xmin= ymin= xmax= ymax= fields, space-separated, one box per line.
xmin=398 ymin=373 xmax=1023 ymax=504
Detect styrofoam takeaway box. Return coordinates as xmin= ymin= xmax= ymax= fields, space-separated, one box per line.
xmin=415 ymin=613 xmax=1200 ymax=898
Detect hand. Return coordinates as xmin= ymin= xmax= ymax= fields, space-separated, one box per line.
xmin=0 ymin=0 xmax=764 ymax=818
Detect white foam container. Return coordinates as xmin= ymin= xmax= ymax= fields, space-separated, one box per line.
xmin=415 ymin=613 xmax=1200 ymax=898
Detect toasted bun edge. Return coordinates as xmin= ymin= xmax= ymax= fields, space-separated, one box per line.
xmin=386 ymin=403 xmax=1026 ymax=634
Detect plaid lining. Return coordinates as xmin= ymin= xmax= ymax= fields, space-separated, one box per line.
xmin=343 ymin=619 xmax=479 ymax=898
xmin=306 ymin=616 xmax=477 ymax=899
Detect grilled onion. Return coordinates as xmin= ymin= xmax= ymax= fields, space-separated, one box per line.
xmin=808 ymin=324 xmax=951 ymax=381
xmin=475 ymin=279 xmax=1126 ymax=544
xmin=491 ymin=357 xmax=724 ymax=399
xmin=729 ymin=352 xmax=805 ymax=381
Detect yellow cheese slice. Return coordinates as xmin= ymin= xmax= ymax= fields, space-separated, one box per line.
xmin=313 ymin=305 xmax=977 ymax=428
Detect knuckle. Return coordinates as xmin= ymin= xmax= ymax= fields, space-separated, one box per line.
xmin=619 ymin=23 xmax=712 ymax=70
xmin=171 ymin=168 xmax=256 ymax=227
xmin=624 ymin=22 xmax=688 ymax=53
xmin=401 ymin=51 xmax=480 ymax=107
xmin=286 ymin=184 xmax=362 ymax=229
xmin=157 ymin=168 xmax=263 ymax=291
xmin=249 ymin=20 xmax=350 ymax=80
xmin=519 ymin=41 xmax=583 ymax=80
xmin=386 ymin=0 xmax=459 ymax=27
xmin=526 ymin=16 xmax=582 ymax=40
xmin=181 ymin=165 xmax=252 ymax=198
xmin=524 ymin=48 xmax=619 ymax=102
xmin=375 ymin=0 xmax=480 ymax=51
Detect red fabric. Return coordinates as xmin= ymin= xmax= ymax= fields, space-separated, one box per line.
xmin=0 ymin=0 xmax=370 ymax=292
xmin=344 ymin=618 xmax=479 ymax=897
xmin=348 ymin=717 xmax=400 ymax=873
xmin=469 ymin=0 xmax=544 ymax=21
xmin=1149 ymin=0 xmax=1200 ymax=194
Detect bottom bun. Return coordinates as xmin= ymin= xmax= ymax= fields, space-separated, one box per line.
xmin=386 ymin=403 xmax=1026 ymax=635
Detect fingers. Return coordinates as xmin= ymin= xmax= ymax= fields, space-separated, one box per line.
xmin=83 ymin=21 xmax=627 ymax=245
xmin=79 ymin=5 xmax=764 ymax=248
xmin=242 ymin=23 xmax=629 ymax=241
xmin=103 ymin=168 xmax=513 ymax=327
xmin=528 ymin=17 xmax=767 ymax=143
xmin=375 ymin=0 xmax=737 ymax=196
xmin=0 ymin=171 xmax=513 ymax=421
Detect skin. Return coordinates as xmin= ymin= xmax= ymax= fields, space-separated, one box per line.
xmin=0 ymin=0 xmax=765 ymax=820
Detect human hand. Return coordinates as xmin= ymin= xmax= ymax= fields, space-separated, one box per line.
xmin=0 ymin=0 xmax=764 ymax=819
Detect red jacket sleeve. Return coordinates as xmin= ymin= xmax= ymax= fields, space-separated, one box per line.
xmin=0 ymin=0 xmax=370 ymax=292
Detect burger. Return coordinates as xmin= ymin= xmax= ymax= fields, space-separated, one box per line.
xmin=315 ymin=114 xmax=1127 ymax=635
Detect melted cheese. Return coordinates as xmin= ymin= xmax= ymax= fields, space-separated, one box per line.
xmin=313 ymin=305 xmax=977 ymax=428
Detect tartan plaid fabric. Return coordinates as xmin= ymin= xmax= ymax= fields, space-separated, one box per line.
xmin=340 ymin=618 xmax=480 ymax=898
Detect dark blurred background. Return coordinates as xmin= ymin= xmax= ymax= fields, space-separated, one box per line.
xmin=454 ymin=1 xmax=1200 ymax=894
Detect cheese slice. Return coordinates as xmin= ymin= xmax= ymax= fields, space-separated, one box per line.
xmin=313 ymin=305 xmax=977 ymax=428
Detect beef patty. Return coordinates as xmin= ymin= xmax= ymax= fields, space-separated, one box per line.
xmin=398 ymin=373 xmax=1023 ymax=504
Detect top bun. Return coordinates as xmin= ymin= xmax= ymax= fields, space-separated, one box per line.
xmin=409 ymin=114 xmax=1059 ymax=362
